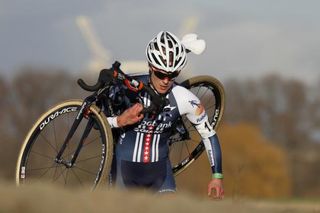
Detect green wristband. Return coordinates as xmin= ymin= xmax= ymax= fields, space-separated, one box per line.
xmin=212 ymin=173 xmax=224 ymax=179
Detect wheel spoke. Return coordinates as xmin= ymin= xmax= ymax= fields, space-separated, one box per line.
xmin=83 ymin=135 xmax=100 ymax=147
xmin=40 ymin=133 xmax=58 ymax=153
xmin=52 ymin=118 xmax=58 ymax=151
xmin=73 ymin=166 xmax=96 ymax=176
xmin=194 ymin=86 xmax=201 ymax=96
xmin=36 ymin=162 xmax=58 ymax=179
xmin=52 ymin=167 xmax=67 ymax=182
xmin=63 ymin=169 xmax=70 ymax=185
xmin=203 ymin=98 xmax=215 ymax=108
xmin=76 ymin=154 xmax=101 ymax=163
xmin=198 ymin=88 xmax=210 ymax=100
xmin=27 ymin=164 xmax=63 ymax=172
xmin=70 ymin=169 xmax=84 ymax=186
xmin=30 ymin=150 xmax=54 ymax=160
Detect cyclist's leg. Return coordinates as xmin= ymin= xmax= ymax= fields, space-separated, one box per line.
xmin=157 ymin=159 xmax=176 ymax=193
xmin=113 ymin=158 xmax=170 ymax=191
xmin=113 ymin=158 xmax=127 ymax=189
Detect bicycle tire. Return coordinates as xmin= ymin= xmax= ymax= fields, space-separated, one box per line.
xmin=16 ymin=100 xmax=113 ymax=190
xmin=170 ymin=75 xmax=225 ymax=175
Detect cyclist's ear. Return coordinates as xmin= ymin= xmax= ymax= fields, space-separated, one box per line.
xmin=98 ymin=68 xmax=114 ymax=84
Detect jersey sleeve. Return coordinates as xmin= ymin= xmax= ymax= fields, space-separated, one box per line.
xmin=194 ymin=120 xmax=223 ymax=175
xmin=173 ymin=86 xmax=223 ymax=176
xmin=107 ymin=116 xmax=119 ymax=128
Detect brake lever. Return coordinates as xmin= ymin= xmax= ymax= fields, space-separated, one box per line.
xmin=103 ymin=61 xmax=169 ymax=115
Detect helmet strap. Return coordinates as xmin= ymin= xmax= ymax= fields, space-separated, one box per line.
xmin=149 ymin=70 xmax=160 ymax=95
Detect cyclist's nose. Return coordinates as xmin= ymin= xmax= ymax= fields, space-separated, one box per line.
xmin=162 ymin=77 xmax=170 ymax=84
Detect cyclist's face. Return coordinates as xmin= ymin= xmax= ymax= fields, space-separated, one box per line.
xmin=149 ymin=66 xmax=180 ymax=94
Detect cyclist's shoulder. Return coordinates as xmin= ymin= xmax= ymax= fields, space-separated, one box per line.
xmin=172 ymin=84 xmax=195 ymax=97
xmin=171 ymin=84 xmax=199 ymax=110
xmin=171 ymin=85 xmax=200 ymax=115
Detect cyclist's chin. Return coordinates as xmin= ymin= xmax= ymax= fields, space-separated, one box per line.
xmin=157 ymin=86 xmax=170 ymax=94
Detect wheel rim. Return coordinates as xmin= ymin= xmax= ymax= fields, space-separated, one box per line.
xmin=18 ymin=104 xmax=107 ymax=189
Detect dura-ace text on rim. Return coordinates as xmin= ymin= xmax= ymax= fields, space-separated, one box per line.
xmin=16 ymin=101 xmax=112 ymax=189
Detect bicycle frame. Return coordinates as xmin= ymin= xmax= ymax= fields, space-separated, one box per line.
xmin=53 ymin=83 xmax=189 ymax=170
xmin=54 ymin=88 xmax=108 ymax=168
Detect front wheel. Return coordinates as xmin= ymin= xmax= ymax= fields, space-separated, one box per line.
xmin=16 ymin=100 xmax=113 ymax=190
xmin=170 ymin=76 xmax=225 ymax=175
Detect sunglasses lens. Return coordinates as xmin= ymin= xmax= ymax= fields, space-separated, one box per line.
xmin=154 ymin=70 xmax=179 ymax=80
xmin=171 ymin=71 xmax=179 ymax=78
xmin=154 ymin=71 xmax=166 ymax=79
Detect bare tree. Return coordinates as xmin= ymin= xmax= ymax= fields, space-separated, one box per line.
xmin=1 ymin=68 xmax=87 ymax=179
xmin=224 ymin=73 xmax=320 ymax=196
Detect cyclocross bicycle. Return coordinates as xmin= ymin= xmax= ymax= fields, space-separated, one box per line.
xmin=16 ymin=61 xmax=225 ymax=190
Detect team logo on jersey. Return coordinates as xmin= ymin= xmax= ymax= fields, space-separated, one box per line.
xmin=189 ymin=100 xmax=205 ymax=116
xmin=134 ymin=120 xmax=172 ymax=134
xmin=163 ymin=105 xmax=176 ymax=112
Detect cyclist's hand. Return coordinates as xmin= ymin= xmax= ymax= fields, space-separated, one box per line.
xmin=208 ymin=178 xmax=224 ymax=199
xmin=117 ymin=103 xmax=144 ymax=127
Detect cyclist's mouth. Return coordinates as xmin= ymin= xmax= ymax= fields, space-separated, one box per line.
xmin=160 ymin=85 xmax=168 ymax=90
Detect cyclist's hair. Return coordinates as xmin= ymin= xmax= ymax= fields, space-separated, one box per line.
xmin=146 ymin=31 xmax=187 ymax=73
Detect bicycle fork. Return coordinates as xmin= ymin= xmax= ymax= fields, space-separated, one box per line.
xmin=55 ymin=98 xmax=95 ymax=168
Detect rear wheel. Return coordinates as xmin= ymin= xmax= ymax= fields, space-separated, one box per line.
xmin=16 ymin=100 xmax=113 ymax=190
xmin=170 ymin=76 xmax=225 ymax=175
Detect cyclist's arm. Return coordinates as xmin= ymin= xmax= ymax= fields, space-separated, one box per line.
xmin=173 ymin=86 xmax=223 ymax=178
xmin=193 ymin=116 xmax=224 ymax=198
xmin=193 ymin=116 xmax=223 ymax=177
xmin=107 ymin=103 xmax=144 ymax=128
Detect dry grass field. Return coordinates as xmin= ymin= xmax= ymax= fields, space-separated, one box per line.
xmin=0 ymin=180 xmax=319 ymax=213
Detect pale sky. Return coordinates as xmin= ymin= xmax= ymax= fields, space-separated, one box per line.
xmin=0 ymin=0 xmax=319 ymax=83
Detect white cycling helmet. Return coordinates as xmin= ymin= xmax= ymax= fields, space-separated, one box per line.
xmin=146 ymin=31 xmax=187 ymax=73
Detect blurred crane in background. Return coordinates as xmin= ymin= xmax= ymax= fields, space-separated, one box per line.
xmin=75 ymin=15 xmax=200 ymax=80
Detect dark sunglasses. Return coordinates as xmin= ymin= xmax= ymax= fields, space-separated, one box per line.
xmin=151 ymin=68 xmax=180 ymax=80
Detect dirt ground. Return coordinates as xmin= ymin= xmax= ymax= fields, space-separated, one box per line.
xmin=0 ymin=181 xmax=319 ymax=213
